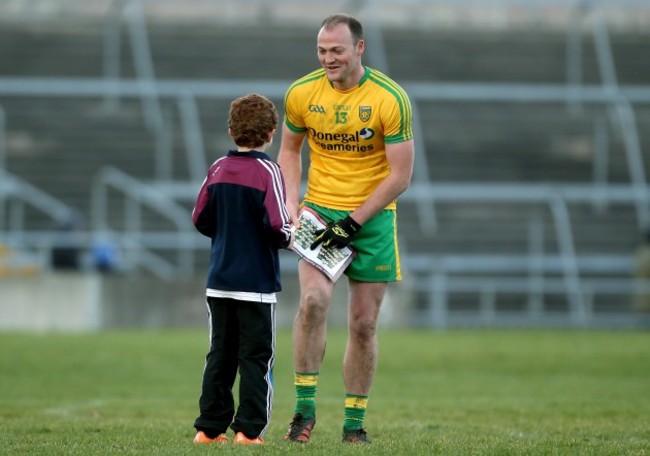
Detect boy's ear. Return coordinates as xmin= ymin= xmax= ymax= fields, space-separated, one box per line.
xmin=268 ymin=128 xmax=277 ymax=141
xmin=227 ymin=128 xmax=233 ymax=138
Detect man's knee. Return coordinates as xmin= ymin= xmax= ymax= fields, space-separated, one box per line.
xmin=349 ymin=315 xmax=378 ymax=341
xmin=299 ymin=286 xmax=330 ymax=320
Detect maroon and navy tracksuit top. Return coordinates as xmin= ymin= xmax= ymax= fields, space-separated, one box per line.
xmin=192 ymin=150 xmax=292 ymax=293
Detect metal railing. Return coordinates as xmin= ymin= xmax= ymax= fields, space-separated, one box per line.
xmin=0 ymin=169 xmax=79 ymax=233
xmin=0 ymin=169 xmax=81 ymax=268
xmin=412 ymin=274 xmax=649 ymax=328
xmin=0 ymin=105 xmax=6 ymax=172
xmin=103 ymin=0 xmax=175 ymax=181
xmin=103 ymin=0 xmax=162 ymax=131
xmin=401 ymin=182 xmax=649 ymax=326
xmin=567 ymin=3 xmax=650 ymax=227
xmin=91 ymin=166 xmax=196 ymax=279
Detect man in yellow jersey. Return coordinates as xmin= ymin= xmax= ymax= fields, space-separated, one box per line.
xmin=278 ymin=13 xmax=414 ymax=444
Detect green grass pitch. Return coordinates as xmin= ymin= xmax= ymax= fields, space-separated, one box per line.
xmin=0 ymin=329 xmax=648 ymax=455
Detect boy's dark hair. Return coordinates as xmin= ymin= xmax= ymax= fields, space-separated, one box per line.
xmin=228 ymin=93 xmax=278 ymax=148
xmin=321 ymin=13 xmax=364 ymax=44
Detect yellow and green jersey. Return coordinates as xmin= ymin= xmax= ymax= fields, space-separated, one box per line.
xmin=284 ymin=66 xmax=413 ymax=210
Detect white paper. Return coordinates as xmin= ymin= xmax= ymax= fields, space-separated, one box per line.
xmin=288 ymin=207 xmax=356 ymax=282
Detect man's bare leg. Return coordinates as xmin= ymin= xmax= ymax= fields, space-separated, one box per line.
xmin=340 ymin=279 xmax=386 ymax=443
xmin=343 ymin=279 xmax=386 ymax=394
xmin=292 ymin=260 xmax=335 ymax=372
xmin=285 ymin=261 xmax=335 ymax=443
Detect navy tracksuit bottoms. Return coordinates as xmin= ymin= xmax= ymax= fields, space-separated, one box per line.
xmin=194 ymin=296 xmax=276 ymax=438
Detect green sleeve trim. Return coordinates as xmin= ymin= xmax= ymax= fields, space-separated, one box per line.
xmin=367 ymin=68 xmax=413 ymax=141
xmin=285 ymin=118 xmax=307 ymax=134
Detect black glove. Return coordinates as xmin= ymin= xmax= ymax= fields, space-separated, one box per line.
xmin=310 ymin=216 xmax=361 ymax=250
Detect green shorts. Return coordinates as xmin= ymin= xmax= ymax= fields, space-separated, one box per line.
xmin=304 ymin=202 xmax=402 ymax=282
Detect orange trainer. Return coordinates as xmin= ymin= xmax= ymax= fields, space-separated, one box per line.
xmin=234 ymin=432 xmax=265 ymax=444
xmin=193 ymin=431 xmax=228 ymax=444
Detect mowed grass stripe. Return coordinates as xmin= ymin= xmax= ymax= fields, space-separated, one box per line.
xmin=0 ymin=329 xmax=648 ymax=455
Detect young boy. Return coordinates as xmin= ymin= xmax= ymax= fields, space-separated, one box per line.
xmin=192 ymin=93 xmax=292 ymax=445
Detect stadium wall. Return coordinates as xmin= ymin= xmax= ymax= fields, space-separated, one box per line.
xmin=0 ymin=272 xmax=411 ymax=331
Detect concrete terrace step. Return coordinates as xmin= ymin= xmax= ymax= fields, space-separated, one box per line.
xmin=1 ymin=20 xmax=649 ymax=83
xmin=3 ymin=98 xmax=157 ymax=217
xmin=385 ymin=29 xmax=650 ymax=85
xmin=398 ymin=198 xmax=640 ymax=255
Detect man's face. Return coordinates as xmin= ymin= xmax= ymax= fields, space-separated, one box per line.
xmin=317 ymin=23 xmax=364 ymax=90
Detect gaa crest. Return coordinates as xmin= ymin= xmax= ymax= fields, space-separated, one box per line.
xmin=359 ymin=106 xmax=372 ymax=123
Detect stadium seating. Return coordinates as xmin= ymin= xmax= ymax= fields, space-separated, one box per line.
xmin=1 ymin=3 xmax=649 ymax=326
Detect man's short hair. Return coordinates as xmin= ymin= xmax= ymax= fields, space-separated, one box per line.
xmin=321 ymin=13 xmax=364 ymax=44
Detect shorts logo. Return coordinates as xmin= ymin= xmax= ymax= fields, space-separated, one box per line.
xmin=309 ymin=104 xmax=326 ymax=114
xmin=359 ymin=106 xmax=372 ymax=122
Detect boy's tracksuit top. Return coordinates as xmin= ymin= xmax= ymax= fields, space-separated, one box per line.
xmin=192 ymin=150 xmax=292 ymax=294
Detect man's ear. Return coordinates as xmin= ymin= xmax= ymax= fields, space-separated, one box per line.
xmin=227 ymin=128 xmax=233 ymax=138
xmin=357 ymin=39 xmax=365 ymax=56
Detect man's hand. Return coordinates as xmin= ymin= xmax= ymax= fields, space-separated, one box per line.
xmin=310 ymin=216 xmax=361 ymax=250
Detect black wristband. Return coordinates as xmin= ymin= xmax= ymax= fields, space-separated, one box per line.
xmin=342 ymin=215 xmax=362 ymax=233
